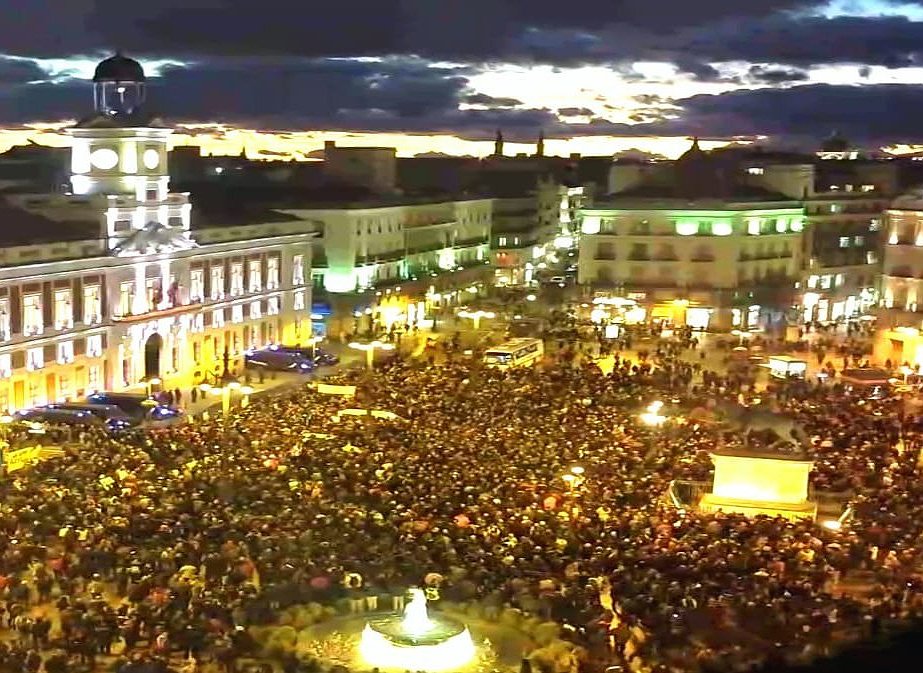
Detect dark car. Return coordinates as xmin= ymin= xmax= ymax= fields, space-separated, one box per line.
xmin=84 ymin=392 xmax=158 ymax=422
xmin=272 ymin=344 xmax=339 ymax=367
xmin=244 ymin=347 xmax=315 ymax=373
xmin=15 ymin=407 xmax=105 ymax=429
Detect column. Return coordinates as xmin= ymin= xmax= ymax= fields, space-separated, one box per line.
xmin=133 ymin=262 xmax=147 ymax=315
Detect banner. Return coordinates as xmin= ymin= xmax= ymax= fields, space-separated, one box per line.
xmin=5 ymin=447 xmax=41 ymax=473
xmin=317 ymin=384 xmax=356 ymax=397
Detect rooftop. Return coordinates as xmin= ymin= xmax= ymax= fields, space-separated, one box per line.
xmin=0 ymin=194 xmax=99 ymax=246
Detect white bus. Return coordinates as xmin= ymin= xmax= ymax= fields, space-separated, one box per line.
xmin=483 ymin=338 xmax=544 ymax=370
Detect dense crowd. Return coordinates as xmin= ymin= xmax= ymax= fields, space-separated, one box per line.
xmin=0 ymin=339 xmax=921 ymax=673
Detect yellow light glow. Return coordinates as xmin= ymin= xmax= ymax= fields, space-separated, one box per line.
xmin=358 ymin=625 xmax=476 ymax=672
xmin=822 ymin=520 xmax=842 ymax=531
xmin=710 ymin=454 xmax=812 ymax=504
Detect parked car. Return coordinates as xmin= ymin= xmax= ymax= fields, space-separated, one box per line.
xmin=244 ymin=346 xmax=315 ymax=372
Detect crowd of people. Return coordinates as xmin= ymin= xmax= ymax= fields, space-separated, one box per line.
xmin=0 ymin=335 xmax=920 ymax=673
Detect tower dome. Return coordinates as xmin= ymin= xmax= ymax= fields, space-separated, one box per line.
xmin=93 ymin=52 xmax=146 ymax=82
xmin=92 ymin=52 xmax=147 ymax=117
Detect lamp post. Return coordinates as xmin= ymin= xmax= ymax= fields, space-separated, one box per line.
xmin=457 ymin=310 xmax=496 ymax=331
xmin=349 ymin=340 xmax=396 ymax=370
xmin=0 ymin=415 xmax=13 ymax=473
xmin=240 ymin=385 xmax=254 ymax=408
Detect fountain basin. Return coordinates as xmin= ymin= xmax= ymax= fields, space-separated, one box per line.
xmin=359 ymin=615 xmax=476 ymax=671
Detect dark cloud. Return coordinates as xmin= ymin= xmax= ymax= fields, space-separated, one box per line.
xmin=747 ymin=65 xmax=810 ymax=84
xmin=679 ymin=15 xmax=923 ymax=68
xmin=0 ymin=0 xmax=814 ymax=63
xmin=653 ymin=83 xmax=923 ymax=143
xmin=557 ymin=107 xmax=595 ymax=117
xmin=463 ymin=93 xmax=523 ymax=108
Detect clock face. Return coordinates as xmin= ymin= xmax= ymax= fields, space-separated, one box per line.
xmin=90 ymin=148 xmax=119 ymax=170
xmin=143 ymin=149 xmax=160 ymax=170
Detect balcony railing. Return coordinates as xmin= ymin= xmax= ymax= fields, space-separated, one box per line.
xmin=112 ymin=301 xmax=203 ymax=324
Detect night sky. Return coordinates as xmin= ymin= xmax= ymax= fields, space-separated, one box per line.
xmin=4 ymin=0 xmax=923 ymax=156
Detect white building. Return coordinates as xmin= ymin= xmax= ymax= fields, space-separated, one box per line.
xmin=0 ymin=54 xmax=315 ymax=412
xmin=288 ymin=197 xmax=492 ymax=336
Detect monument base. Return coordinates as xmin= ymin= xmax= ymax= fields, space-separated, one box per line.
xmin=699 ymin=494 xmax=817 ymax=521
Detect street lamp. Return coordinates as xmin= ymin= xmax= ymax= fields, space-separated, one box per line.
xmin=457 ymin=310 xmax=496 ymax=331
xmin=349 ymin=340 xmax=396 ymax=370
xmin=639 ymin=401 xmax=667 ymax=427
xmin=0 ymin=415 xmax=14 ymax=471
xmin=240 ymin=385 xmax=254 ymax=408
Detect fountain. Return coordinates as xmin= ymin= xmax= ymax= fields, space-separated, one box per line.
xmin=358 ymin=588 xmax=477 ymax=671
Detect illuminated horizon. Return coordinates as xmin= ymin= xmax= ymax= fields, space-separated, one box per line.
xmin=0 ymin=122 xmax=747 ymax=161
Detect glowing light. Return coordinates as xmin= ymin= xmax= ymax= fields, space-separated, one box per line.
xmin=90 ymin=148 xmax=119 ymax=170
xmin=581 ymin=216 xmax=601 ymax=234
xmin=676 ymin=220 xmax=699 ymax=236
xmin=822 ymin=519 xmax=842 ymax=531
xmin=554 ymin=235 xmax=574 ymax=249
xmin=358 ymin=589 xmax=476 ymax=672
xmin=143 ymin=149 xmax=160 ymax=170
xmin=712 ymin=221 xmax=733 ymax=236
xmin=639 ymin=401 xmax=667 ymax=426
xmin=526 ymin=294 xmax=537 ymax=302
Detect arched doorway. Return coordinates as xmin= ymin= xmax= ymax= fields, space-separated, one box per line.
xmin=144 ymin=333 xmax=163 ymax=380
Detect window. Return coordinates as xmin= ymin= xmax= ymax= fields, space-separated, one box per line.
xmin=790 ymin=218 xmax=804 ymax=232
xmin=190 ymin=269 xmax=204 ymax=302
xmin=869 ymin=219 xmax=882 ymax=231
xmin=834 ymin=273 xmax=846 ymax=287
xmin=775 ymin=219 xmax=787 ymax=234
xmin=88 ymin=365 xmax=102 ymax=392
xmin=54 ymin=289 xmax=73 ymax=330
xmin=293 ymin=290 xmax=306 ymax=311
xmin=830 ymin=204 xmax=841 ymax=214
xmin=854 ymin=235 xmax=865 ymax=247
xmin=230 ymin=262 xmax=244 ymax=296
xmin=861 ymin=184 xmax=875 ymax=192
xmin=83 ymin=285 xmax=101 ymax=324
xmin=0 ymin=298 xmax=9 ymax=341
xmin=212 ymin=309 xmax=225 ymax=328
xmin=193 ymin=341 xmax=202 ymax=364
xmin=210 ymin=265 xmax=225 ymax=300
xmin=839 ymin=236 xmax=850 ymax=248
xmin=747 ymin=218 xmax=761 ymax=236
xmin=820 ymin=275 xmax=833 ymax=290
xmin=267 ymin=296 xmax=280 ymax=315
xmin=747 ymin=167 xmax=764 ymax=175
xmin=711 ymin=221 xmax=732 ymax=236
xmin=0 ymin=353 xmax=10 ymax=378
xmin=231 ymin=304 xmax=244 ymax=324
xmin=267 ymin=257 xmax=280 ymax=289
xmin=292 ymin=254 xmax=305 ymax=286
xmin=248 ymin=260 xmax=262 ymax=293
xmin=23 ymin=294 xmax=43 ymax=336
xmin=867 ymin=251 xmax=879 ymax=264
xmin=191 ymin=313 xmax=205 ymax=333
xmin=676 ymin=221 xmax=699 ymax=236
xmin=807 ymin=275 xmax=819 ymax=289
xmin=27 ymin=347 xmax=44 ymax=371
xmin=118 ymin=282 xmax=134 ymax=316
xmin=498 ymin=236 xmax=508 ymax=247
xmin=57 ymin=341 xmax=74 ymax=364
xmin=249 ymin=301 xmax=262 ymax=320
xmin=86 ymin=335 xmax=103 ymax=358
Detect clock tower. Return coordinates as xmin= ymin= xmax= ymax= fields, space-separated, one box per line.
xmin=69 ymin=53 xmax=190 ymax=252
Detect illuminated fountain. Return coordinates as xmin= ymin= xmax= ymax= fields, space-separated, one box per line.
xmin=358 ymin=588 xmax=476 ymax=671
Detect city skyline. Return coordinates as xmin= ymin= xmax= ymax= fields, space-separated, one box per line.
xmin=5 ymin=1 xmax=923 ymax=157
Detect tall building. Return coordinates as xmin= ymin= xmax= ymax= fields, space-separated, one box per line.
xmin=578 ymin=141 xmax=805 ymax=330
xmin=0 ymin=54 xmax=316 ymax=412
xmin=873 ymin=191 xmax=923 ymax=366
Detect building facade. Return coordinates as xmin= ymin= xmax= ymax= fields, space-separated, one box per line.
xmin=578 ymin=142 xmax=805 ymax=331
xmin=0 ymin=54 xmax=315 ymax=413
xmin=292 ymin=198 xmax=492 ymax=336
xmin=578 ymin=201 xmax=804 ymax=330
